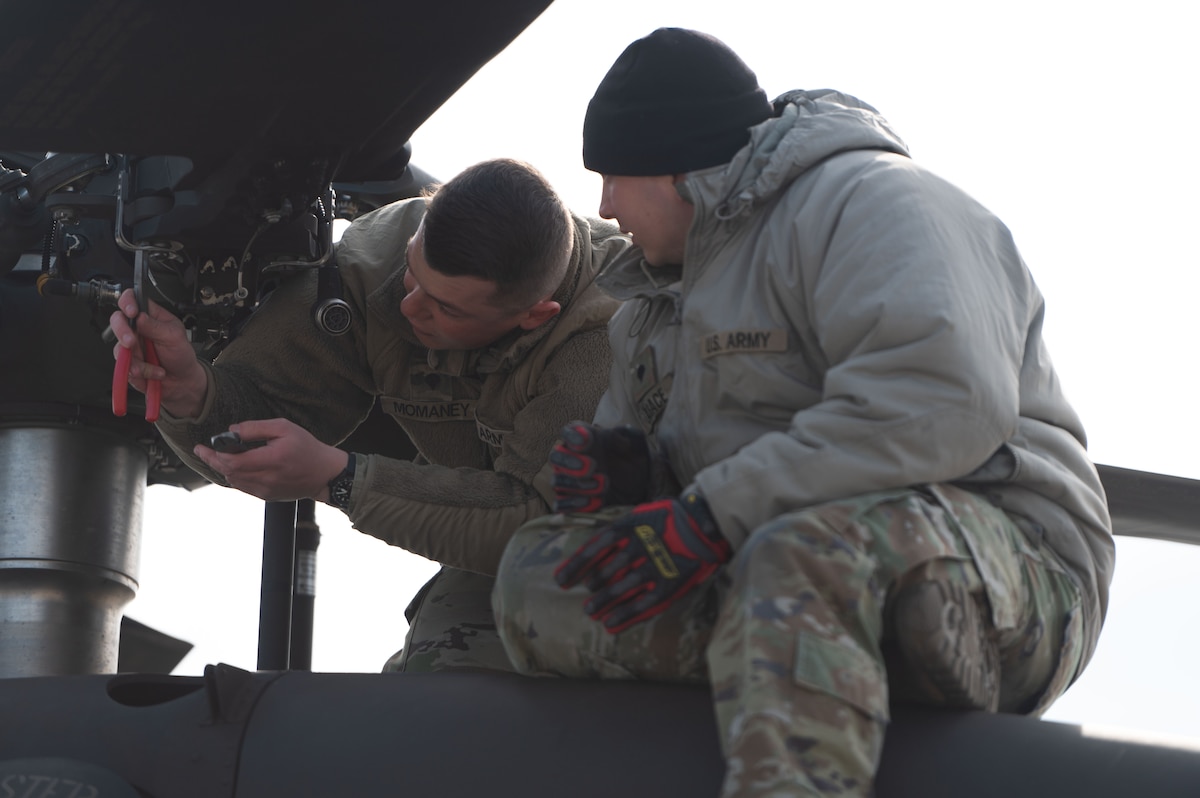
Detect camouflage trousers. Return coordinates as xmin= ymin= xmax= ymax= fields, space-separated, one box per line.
xmin=491 ymin=484 xmax=1086 ymax=798
xmin=383 ymin=566 xmax=516 ymax=673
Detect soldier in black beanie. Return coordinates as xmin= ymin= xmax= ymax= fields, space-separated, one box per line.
xmin=582 ymin=28 xmax=773 ymax=177
xmin=494 ymin=26 xmax=1112 ymax=798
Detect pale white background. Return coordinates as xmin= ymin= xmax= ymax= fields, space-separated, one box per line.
xmin=127 ymin=0 xmax=1200 ymax=739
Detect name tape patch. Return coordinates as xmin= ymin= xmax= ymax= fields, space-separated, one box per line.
xmin=476 ymin=420 xmax=507 ymax=448
xmin=384 ymin=397 xmax=476 ymax=422
xmin=701 ymin=328 xmax=788 ymax=359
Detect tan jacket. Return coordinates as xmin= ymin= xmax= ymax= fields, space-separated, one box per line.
xmin=158 ymin=197 xmax=629 ymax=574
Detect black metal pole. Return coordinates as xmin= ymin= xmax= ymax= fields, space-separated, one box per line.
xmin=257 ymin=500 xmax=297 ymax=671
xmin=289 ymin=499 xmax=320 ymax=671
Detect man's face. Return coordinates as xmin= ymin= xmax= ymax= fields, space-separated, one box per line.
xmin=399 ymin=222 xmax=533 ymax=351
xmin=598 ymin=174 xmax=694 ymax=266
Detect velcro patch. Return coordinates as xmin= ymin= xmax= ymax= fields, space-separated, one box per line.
xmin=636 ymin=374 xmax=672 ymax=431
xmin=476 ymin=420 xmax=508 ymax=448
xmin=382 ymin=397 xmax=476 ymax=423
xmin=701 ymin=328 xmax=788 ymax=359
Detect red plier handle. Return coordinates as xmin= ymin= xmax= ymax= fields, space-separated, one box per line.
xmin=113 ymin=335 xmax=161 ymax=422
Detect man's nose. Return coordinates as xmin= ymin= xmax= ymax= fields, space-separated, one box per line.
xmin=597 ymin=178 xmax=616 ymax=220
xmin=400 ymin=288 xmax=429 ymax=320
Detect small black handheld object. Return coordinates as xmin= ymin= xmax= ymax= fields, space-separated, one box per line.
xmin=210 ymin=431 xmax=268 ymax=454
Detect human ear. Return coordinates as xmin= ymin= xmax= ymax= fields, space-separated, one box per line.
xmin=518 ymin=299 xmax=562 ymax=330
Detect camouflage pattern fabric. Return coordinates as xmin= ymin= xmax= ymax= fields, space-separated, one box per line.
xmin=384 ymin=567 xmax=516 ymax=673
xmin=493 ymin=507 xmax=715 ymax=682
xmin=492 ymin=484 xmax=1084 ymax=797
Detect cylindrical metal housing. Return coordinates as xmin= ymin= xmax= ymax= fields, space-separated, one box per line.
xmin=0 ymin=426 xmax=145 ymax=677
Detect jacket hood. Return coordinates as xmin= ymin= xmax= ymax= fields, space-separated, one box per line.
xmin=681 ymin=88 xmax=911 ymax=219
xmin=600 ymin=90 xmax=911 ymax=294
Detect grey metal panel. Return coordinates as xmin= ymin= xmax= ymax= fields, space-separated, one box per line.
xmin=3 ymin=668 xmax=1200 ymax=797
xmin=877 ymin=706 xmax=1200 ymax=797
xmin=1098 ymin=464 xmax=1200 ymax=545
xmin=118 ymin=617 xmax=194 ymax=675
xmin=0 ymin=0 xmax=555 ymax=181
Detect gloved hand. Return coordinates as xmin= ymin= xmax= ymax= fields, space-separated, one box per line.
xmin=554 ymin=491 xmax=731 ymax=633
xmin=549 ymin=422 xmax=652 ymax=513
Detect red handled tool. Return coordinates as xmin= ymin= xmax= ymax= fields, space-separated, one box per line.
xmin=112 ymin=252 xmax=162 ymax=422
xmin=112 ymin=328 xmax=161 ymax=422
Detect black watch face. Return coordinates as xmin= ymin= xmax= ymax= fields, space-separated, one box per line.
xmin=329 ymin=454 xmax=355 ymax=509
xmin=331 ymin=478 xmax=352 ymax=508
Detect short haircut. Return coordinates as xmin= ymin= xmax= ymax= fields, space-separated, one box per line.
xmin=421 ymin=158 xmax=574 ymax=312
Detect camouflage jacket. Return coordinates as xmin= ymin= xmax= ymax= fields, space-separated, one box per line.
xmin=158 ymin=198 xmax=628 ymax=574
xmin=594 ymin=89 xmax=1114 ymax=657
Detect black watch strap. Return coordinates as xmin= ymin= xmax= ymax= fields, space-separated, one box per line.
xmin=327 ymin=452 xmax=357 ymax=511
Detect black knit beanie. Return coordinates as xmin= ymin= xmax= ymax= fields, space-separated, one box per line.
xmin=583 ymin=28 xmax=773 ymax=176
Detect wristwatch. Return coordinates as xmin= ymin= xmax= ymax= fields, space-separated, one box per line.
xmin=327 ymin=452 xmax=357 ymax=510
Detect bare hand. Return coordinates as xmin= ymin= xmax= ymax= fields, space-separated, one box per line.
xmin=193 ymin=418 xmax=350 ymax=503
xmin=109 ymin=289 xmax=208 ymax=418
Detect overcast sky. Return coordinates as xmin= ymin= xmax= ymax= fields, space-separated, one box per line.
xmin=128 ymin=0 xmax=1200 ymax=740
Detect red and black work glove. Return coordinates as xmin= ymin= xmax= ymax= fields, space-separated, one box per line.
xmin=550 ymin=422 xmax=652 ymax=514
xmin=554 ymin=491 xmax=731 ymax=634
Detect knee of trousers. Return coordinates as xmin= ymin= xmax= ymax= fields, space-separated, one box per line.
xmin=491 ymin=510 xmax=621 ymax=676
xmin=712 ymin=512 xmax=892 ymax=726
xmin=725 ymin=488 xmax=1020 ymax=624
xmin=708 ymin=490 xmax=990 ymax=727
xmin=492 ymin=510 xmax=711 ymax=682
xmin=395 ymin=567 xmax=514 ymax=674
xmin=724 ymin=507 xmax=881 ymax=607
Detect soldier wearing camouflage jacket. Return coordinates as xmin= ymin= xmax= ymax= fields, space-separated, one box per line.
xmin=114 ymin=159 xmax=629 ymax=672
